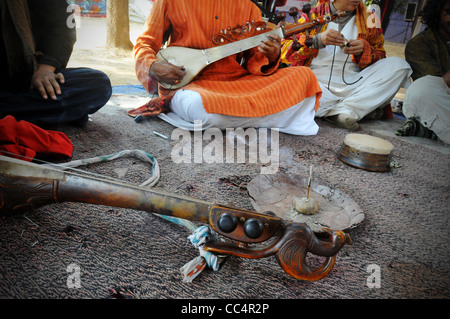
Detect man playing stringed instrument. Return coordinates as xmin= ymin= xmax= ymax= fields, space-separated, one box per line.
xmin=132 ymin=0 xmax=322 ymax=135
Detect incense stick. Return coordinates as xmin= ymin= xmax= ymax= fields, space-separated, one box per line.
xmin=307 ymin=165 xmax=313 ymax=200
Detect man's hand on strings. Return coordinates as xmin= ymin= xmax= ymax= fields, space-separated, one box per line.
xmin=31 ymin=64 xmax=64 ymax=100
xmin=149 ymin=60 xmax=186 ymax=86
xmin=258 ymin=35 xmax=281 ymax=64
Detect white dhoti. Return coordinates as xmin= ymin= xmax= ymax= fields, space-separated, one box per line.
xmin=158 ymin=89 xmax=319 ymax=136
xmin=310 ymin=17 xmax=412 ymax=120
xmin=402 ymin=75 xmax=450 ymax=144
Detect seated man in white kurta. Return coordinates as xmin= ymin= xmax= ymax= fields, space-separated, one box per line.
xmin=280 ymin=0 xmax=411 ymax=130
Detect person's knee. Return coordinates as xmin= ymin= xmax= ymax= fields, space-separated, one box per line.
xmin=98 ymin=71 xmax=112 ymax=100
xmin=85 ymin=68 xmax=112 ymax=97
xmin=63 ymin=67 xmax=111 ymax=92
xmin=172 ymin=90 xmax=208 ymax=122
xmin=389 ymin=56 xmax=410 ymax=67
xmin=92 ymin=69 xmax=111 ymax=86
xmin=61 ymin=67 xmax=112 ymax=111
xmin=375 ymin=56 xmax=411 ymax=78
xmin=86 ymin=69 xmax=111 ymax=107
xmin=406 ymin=77 xmax=436 ymax=102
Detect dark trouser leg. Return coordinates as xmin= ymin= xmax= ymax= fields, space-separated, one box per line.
xmin=0 ymin=67 xmax=112 ymax=126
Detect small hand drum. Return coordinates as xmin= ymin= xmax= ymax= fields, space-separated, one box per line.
xmin=337 ymin=134 xmax=394 ymax=172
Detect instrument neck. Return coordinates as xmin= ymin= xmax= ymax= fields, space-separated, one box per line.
xmin=203 ymin=12 xmax=343 ymax=64
xmin=0 ymin=155 xmax=212 ymax=222
xmin=57 ymin=174 xmax=213 ymax=223
xmin=204 ymin=28 xmax=284 ymax=65
xmin=283 ymin=12 xmax=343 ymax=38
xmin=283 ymin=21 xmax=317 ymax=38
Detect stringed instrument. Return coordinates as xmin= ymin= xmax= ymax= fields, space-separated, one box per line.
xmin=156 ymin=11 xmax=345 ymax=89
xmin=0 ymin=155 xmax=352 ymax=281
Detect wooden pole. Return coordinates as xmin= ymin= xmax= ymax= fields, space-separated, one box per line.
xmin=106 ymin=0 xmax=134 ymax=50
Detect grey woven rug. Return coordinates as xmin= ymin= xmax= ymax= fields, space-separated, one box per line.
xmin=1 ymin=93 xmax=449 ymax=300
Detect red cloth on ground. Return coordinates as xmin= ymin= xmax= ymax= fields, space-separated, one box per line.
xmin=0 ymin=115 xmax=73 ymax=161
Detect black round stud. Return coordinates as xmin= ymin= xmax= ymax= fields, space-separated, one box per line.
xmin=218 ymin=213 xmax=238 ymax=233
xmin=302 ymin=3 xmax=311 ymax=14
xmin=243 ymin=218 xmax=264 ymax=239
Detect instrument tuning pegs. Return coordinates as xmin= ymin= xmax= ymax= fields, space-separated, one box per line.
xmin=292 ymin=40 xmax=303 ymax=51
xmin=302 ymin=3 xmax=312 ymax=14
xmin=288 ymin=6 xmax=299 ymax=22
xmin=276 ymin=11 xmax=286 ymax=22
xmin=302 ymin=3 xmax=312 ymax=21
xmin=304 ymin=36 xmax=314 ymax=48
